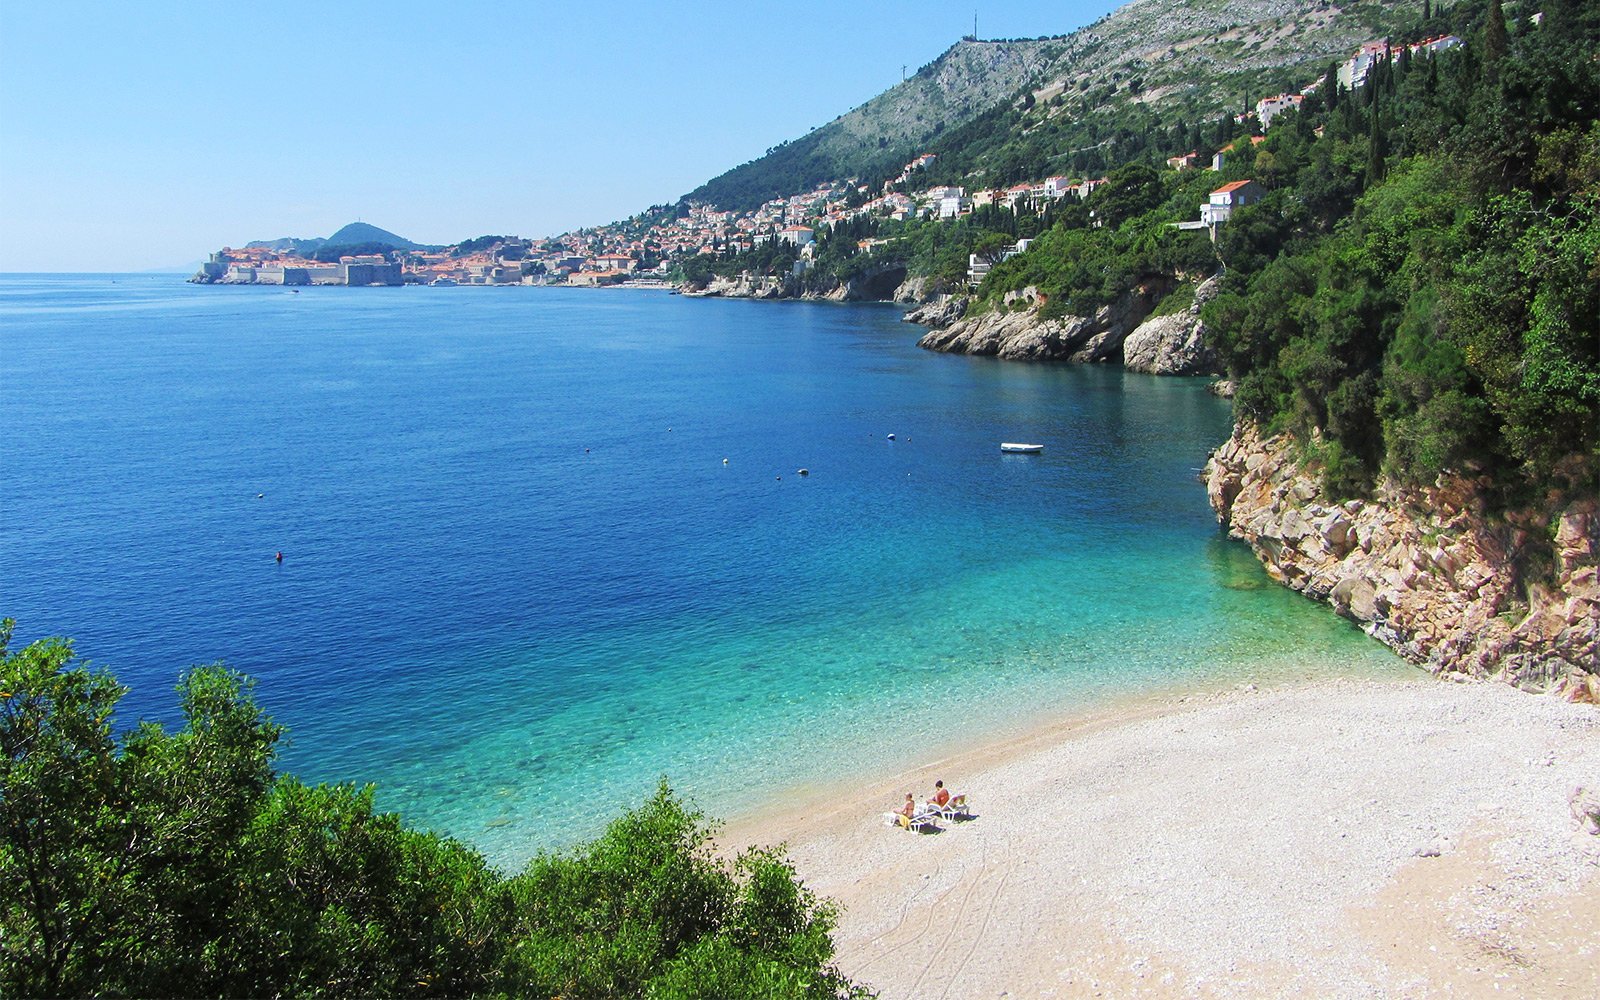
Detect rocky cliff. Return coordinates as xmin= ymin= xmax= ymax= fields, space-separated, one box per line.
xmin=916 ymin=280 xmax=1169 ymax=363
xmin=1206 ymin=424 xmax=1599 ymax=696
xmin=1122 ymin=275 xmax=1222 ymax=376
xmin=681 ymin=274 xmax=789 ymax=299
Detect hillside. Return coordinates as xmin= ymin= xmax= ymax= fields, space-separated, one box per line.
xmin=684 ymin=0 xmax=1424 ymax=210
xmin=322 ymin=221 xmax=423 ymax=250
xmin=684 ymin=38 xmax=1068 ymax=211
xmin=243 ymin=222 xmax=425 ymax=256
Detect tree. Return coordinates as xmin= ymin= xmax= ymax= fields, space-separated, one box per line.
xmin=0 ymin=626 xmax=872 ymax=998
xmin=1483 ymin=0 xmax=1509 ymax=81
xmin=1091 ymin=162 xmax=1164 ymax=228
xmin=971 ymin=231 xmax=1016 ymax=265
xmin=0 ymin=625 xmax=280 ymax=996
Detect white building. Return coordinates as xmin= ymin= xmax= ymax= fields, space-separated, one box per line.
xmin=1255 ymin=92 xmax=1303 ymax=129
xmin=1201 ymin=179 xmax=1263 ymax=228
xmin=1338 ymin=41 xmax=1388 ymax=90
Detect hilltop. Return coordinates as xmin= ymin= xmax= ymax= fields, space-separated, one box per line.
xmin=243 ymin=222 xmax=429 ymax=256
xmin=686 ymin=0 xmax=1425 ymax=212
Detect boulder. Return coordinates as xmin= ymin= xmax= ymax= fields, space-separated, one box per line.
xmin=917 ymin=287 xmax=1157 ymax=364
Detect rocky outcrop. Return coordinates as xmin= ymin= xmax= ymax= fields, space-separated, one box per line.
xmin=902 ymin=295 xmax=968 ymax=329
xmin=915 ymin=283 xmax=1164 ymax=362
xmin=1205 ymin=424 xmax=1599 ymax=693
xmin=682 ymin=274 xmax=789 ymax=299
xmin=1122 ymin=276 xmax=1222 ymax=376
xmin=891 ymin=274 xmax=951 ymax=304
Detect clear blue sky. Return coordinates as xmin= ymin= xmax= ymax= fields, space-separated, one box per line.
xmin=0 ymin=2 xmax=1120 ymax=271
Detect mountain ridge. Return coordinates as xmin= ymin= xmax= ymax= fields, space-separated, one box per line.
xmin=682 ymin=0 xmax=1423 ymax=212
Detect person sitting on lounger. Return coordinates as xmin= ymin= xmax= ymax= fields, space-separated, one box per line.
xmin=931 ymin=780 xmax=950 ymax=808
xmin=899 ymin=793 xmax=916 ymax=818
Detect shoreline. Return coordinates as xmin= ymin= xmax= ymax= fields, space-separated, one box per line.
xmin=721 ymin=674 xmax=1600 ymax=998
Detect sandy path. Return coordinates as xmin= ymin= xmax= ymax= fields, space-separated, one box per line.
xmin=721 ymin=677 xmax=1600 ymax=998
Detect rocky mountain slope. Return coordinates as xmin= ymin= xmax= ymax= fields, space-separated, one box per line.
xmin=686 ymin=1 xmax=1418 ymax=211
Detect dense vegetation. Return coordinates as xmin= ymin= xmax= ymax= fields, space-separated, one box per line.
xmin=0 ymin=621 xmax=870 ymax=999
xmin=310 ymin=241 xmax=403 ymax=263
xmin=1201 ymin=0 xmax=1598 ymax=497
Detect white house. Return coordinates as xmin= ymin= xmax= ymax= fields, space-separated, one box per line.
xmin=1201 ymin=179 xmax=1263 ymax=228
xmin=778 ymin=225 xmax=815 ymax=247
xmin=1041 ymin=176 xmax=1074 ymax=199
xmin=1255 ymin=92 xmax=1303 ymax=129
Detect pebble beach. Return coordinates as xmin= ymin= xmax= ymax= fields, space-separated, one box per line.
xmin=723 ymin=676 xmax=1600 ymax=998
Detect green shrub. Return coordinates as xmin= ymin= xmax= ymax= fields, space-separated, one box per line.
xmin=0 ymin=622 xmax=871 ymax=999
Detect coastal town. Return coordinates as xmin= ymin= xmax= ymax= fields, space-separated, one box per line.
xmin=192 ymin=33 xmax=1460 ymax=292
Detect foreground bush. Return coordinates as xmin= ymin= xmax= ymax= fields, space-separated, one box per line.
xmin=0 ymin=620 xmax=871 ymax=998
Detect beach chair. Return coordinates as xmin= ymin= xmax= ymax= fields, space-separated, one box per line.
xmin=931 ymin=794 xmax=968 ymax=821
xmin=883 ymin=808 xmax=939 ymax=833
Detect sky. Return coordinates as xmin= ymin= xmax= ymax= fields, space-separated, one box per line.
xmin=0 ymin=2 xmax=1122 ymax=271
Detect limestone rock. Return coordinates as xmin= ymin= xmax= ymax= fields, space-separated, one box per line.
xmin=916 ymin=285 xmax=1162 ymax=365
xmin=1204 ymin=423 xmax=1600 ymax=689
xmin=1571 ymin=786 xmax=1600 ymax=835
xmin=902 ymin=296 xmax=968 ymax=329
xmin=1122 ymin=276 xmax=1223 ymax=376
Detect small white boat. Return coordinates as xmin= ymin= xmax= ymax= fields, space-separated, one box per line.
xmin=1000 ymin=442 xmax=1043 ymax=453
xmin=429 ymin=276 xmax=459 ymax=286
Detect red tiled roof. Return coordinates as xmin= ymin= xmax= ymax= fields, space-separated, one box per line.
xmin=1212 ymin=180 xmax=1257 ymax=194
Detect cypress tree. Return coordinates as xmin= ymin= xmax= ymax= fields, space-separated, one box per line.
xmin=1366 ymin=93 xmax=1388 ymax=189
xmin=1424 ymin=0 xmax=1431 ymax=22
xmin=1483 ymin=0 xmax=1508 ymax=81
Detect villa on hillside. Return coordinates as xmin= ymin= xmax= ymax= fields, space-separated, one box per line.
xmin=1174 ymin=179 xmax=1263 ymax=241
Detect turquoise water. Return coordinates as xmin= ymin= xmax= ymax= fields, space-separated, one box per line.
xmin=1 ymin=275 xmax=1408 ymax=866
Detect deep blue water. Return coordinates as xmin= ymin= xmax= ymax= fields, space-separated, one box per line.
xmin=1 ymin=275 xmax=1407 ymax=865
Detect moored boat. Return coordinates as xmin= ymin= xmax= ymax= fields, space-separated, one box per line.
xmin=1000 ymin=442 xmax=1043 ymax=453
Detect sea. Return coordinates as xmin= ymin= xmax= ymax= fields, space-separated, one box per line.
xmin=1 ymin=274 xmax=1411 ymax=867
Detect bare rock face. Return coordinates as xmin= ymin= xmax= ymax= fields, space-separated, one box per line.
xmin=1572 ymin=785 xmax=1600 ymax=835
xmin=902 ymin=295 xmax=968 ymax=329
xmin=1122 ymin=275 xmax=1223 ymax=376
xmin=683 ymin=274 xmax=788 ymax=299
xmin=892 ymin=274 xmax=952 ymax=305
xmin=916 ymin=286 xmax=1155 ymax=363
xmin=1205 ymin=424 xmax=1600 ymax=690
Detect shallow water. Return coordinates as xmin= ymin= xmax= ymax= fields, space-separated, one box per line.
xmin=1 ymin=275 xmax=1410 ymax=867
